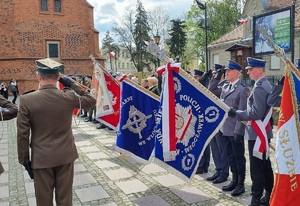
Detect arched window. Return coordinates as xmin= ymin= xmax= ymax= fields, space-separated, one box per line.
xmin=55 ymin=0 xmax=61 ymax=12
xmin=41 ymin=0 xmax=48 ymax=11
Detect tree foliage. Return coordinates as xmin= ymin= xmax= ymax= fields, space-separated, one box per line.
xmin=168 ymin=19 xmax=187 ymax=63
xmin=184 ymin=0 xmax=242 ymax=70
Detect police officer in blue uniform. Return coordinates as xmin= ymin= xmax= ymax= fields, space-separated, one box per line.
xmin=206 ymin=64 xmax=227 ymax=181
xmin=267 ymin=58 xmax=300 ymax=107
xmin=229 ymin=57 xmax=274 ymax=206
xmin=214 ymin=60 xmax=249 ymax=197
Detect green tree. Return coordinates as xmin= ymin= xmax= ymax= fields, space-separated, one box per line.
xmin=132 ymin=0 xmax=151 ymax=72
xmin=168 ymin=19 xmax=187 ymax=63
xmin=184 ymin=0 xmax=242 ymax=69
xmin=102 ymin=31 xmax=120 ymax=71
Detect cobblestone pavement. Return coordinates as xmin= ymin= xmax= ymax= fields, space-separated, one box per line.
xmin=0 ymin=107 xmax=276 ymax=206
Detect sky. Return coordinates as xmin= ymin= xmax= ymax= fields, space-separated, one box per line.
xmin=86 ymin=0 xmax=194 ymax=46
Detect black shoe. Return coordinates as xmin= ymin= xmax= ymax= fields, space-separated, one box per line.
xmin=92 ymin=119 xmax=99 ymax=124
xmin=222 ymin=181 xmax=237 ymax=191
xmin=249 ymin=196 xmax=261 ymax=206
xmin=213 ymin=176 xmax=227 ymax=184
xmin=231 ymin=185 xmax=245 ymax=196
xmin=260 ymin=191 xmax=271 ymax=205
xmin=85 ymin=117 xmax=92 ymax=122
xmin=96 ymin=124 xmax=106 ymax=129
xmin=206 ymin=172 xmax=220 ymax=181
xmin=196 ymin=169 xmax=204 ymax=174
xmin=81 ymin=114 xmax=87 ymax=118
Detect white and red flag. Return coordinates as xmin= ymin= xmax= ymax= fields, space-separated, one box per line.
xmin=109 ymin=52 xmax=115 ymax=58
xmin=270 ymin=65 xmax=300 ymax=206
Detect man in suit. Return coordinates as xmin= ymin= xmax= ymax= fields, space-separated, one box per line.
xmin=17 ymin=58 xmax=96 ymax=206
xmin=213 ymin=60 xmax=249 ymax=197
xmin=229 ymin=57 xmax=274 ymax=206
xmin=0 ymin=95 xmax=18 ymax=175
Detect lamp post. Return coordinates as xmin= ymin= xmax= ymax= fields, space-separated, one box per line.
xmin=154 ymin=32 xmax=161 ymax=67
xmin=196 ymin=0 xmax=209 ymax=72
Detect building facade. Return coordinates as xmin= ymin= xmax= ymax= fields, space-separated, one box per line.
xmin=0 ymin=0 xmax=104 ymax=93
xmin=208 ymin=0 xmax=298 ymax=83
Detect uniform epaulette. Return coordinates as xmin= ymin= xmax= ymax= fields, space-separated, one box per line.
xmin=256 ymin=81 xmax=262 ymax=86
xmin=22 ymin=90 xmax=35 ymax=95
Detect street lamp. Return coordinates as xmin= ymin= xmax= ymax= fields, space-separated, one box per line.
xmin=196 ymin=0 xmax=209 ymax=72
xmin=154 ymin=32 xmax=161 ymax=67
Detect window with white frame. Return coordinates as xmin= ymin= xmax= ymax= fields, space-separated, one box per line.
xmin=47 ymin=41 xmax=60 ymax=59
xmin=213 ymin=54 xmax=219 ymax=64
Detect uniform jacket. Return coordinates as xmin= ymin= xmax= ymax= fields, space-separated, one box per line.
xmin=267 ymin=84 xmax=282 ymax=107
xmin=0 ymin=95 xmax=18 ymax=120
xmin=149 ymin=85 xmax=160 ymax=96
xmin=236 ymin=77 xmax=273 ymax=140
xmin=17 ymin=84 xmax=96 ymax=169
xmin=220 ymin=80 xmax=249 ymax=136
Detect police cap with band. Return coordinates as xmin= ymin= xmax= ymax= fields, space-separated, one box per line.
xmin=35 ymin=58 xmax=63 ymax=74
xmin=245 ymin=57 xmax=266 ymax=69
xmin=225 ymin=59 xmax=242 ymax=71
xmin=193 ymin=69 xmax=204 ymax=77
xmin=213 ymin=64 xmax=223 ymax=73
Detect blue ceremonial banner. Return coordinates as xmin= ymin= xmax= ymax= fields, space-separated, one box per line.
xmin=291 ymin=71 xmax=300 ymax=121
xmin=155 ymin=68 xmax=229 ymax=181
xmin=115 ymin=79 xmax=160 ymax=163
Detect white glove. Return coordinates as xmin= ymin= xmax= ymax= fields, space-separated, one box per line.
xmin=0 ymin=107 xmax=9 ymax=112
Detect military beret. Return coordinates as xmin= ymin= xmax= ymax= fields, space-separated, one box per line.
xmin=225 ymin=60 xmax=242 ymax=71
xmin=35 ymin=58 xmax=63 ymax=74
xmin=246 ymin=57 xmax=266 ymax=69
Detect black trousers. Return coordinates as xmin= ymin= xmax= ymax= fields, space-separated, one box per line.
xmin=225 ymin=136 xmax=246 ymax=177
xmin=248 ymin=140 xmax=274 ymax=198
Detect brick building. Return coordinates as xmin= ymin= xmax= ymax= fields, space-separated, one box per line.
xmin=0 ymin=0 xmax=104 ymax=93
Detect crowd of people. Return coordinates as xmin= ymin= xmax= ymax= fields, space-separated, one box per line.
xmin=191 ymin=57 xmax=289 ymax=206
xmin=0 ymin=79 xmax=19 ymax=103
xmin=1 ymin=56 xmax=291 ymax=206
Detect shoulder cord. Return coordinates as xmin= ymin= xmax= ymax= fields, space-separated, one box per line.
xmin=73 ymin=93 xmax=82 ymax=126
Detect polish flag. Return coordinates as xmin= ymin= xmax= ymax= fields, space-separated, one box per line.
xmin=109 ymin=52 xmax=115 ymax=58
xmin=270 ymin=67 xmax=300 ymax=206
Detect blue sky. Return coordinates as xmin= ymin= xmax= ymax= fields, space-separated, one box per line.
xmin=86 ymin=0 xmax=194 ymax=46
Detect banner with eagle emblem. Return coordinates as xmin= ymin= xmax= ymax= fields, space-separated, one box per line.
xmin=154 ymin=64 xmax=229 ymax=180
xmin=116 ymin=79 xmax=160 ymax=163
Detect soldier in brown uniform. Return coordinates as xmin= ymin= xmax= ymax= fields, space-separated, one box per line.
xmin=17 ymin=58 xmax=96 ymax=206
xmin=0 ymin=95 xmax=18 ymax=175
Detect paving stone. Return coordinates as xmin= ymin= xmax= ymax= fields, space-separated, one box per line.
xmin=0 ymin=202 xmax=9 ymax=206
xmin=74 ymin=164 xmax=87 ymax=172
xmin=140 ymin=163 xmax=167 ymax=174
xmin=97 ymin=138 xmax=116 ymax=144
xmin=95 ymin=160 xmax=120 ymax=169
xmin=171 ymin=187 xmax=212 ymax=204
xmin=0 ymin=150 xmax=7 ymax=156
xmin=152 ymin=174 xmax=186 ymax=187
xmin=75 ymin=185 xmax=110 ymax=202
xmin=79 ymin=145 xmax=101 ymax=153
xmin=73 ymin=173 xmax=97 ymax=186
xmin=0 ymin=173 xmax=8 ymax=183
xmin=115 ymin=179 xmax=148 ymax=194
xmin=134 ymin=194 xmax=171 ymax=206
xmin=75 ymin=140 xmax=93 ymax=147
xmin=0 ymin=186 xmax=9 ymax=198
xmin=103 ymin=168 xmax=133 ymax=180
xmin=25 ymin=182 xmax=35 ymax=194
xmin=85 ymin=152 xmax=109 ymax=160
xmin=100 ymin=203 xmax=118 ymax=206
